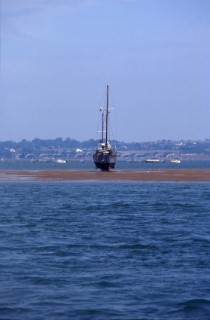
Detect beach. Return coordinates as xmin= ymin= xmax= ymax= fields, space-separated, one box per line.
xmin=1 ymin=169 xmax=210 ymax=182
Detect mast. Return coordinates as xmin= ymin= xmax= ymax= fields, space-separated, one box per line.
xmin=101 ymin=109 xmax=104 ymax=143
xmin=105 ymin=85 xmax=109 ymax=146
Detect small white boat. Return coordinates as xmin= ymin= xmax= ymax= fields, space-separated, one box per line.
xmin=170 ymin=159 xmax=181 ymax=164
xmin=55 ymin=159 xmax=67 ymax=164
xmin=145 ymin=159 xmax=160 ymax=163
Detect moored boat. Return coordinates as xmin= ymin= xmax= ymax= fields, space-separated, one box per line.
xmin=170 ymin=158 xmax=181 ymax=164
xmin=55 ymin=159 xmax=67 ymax=164
xmin=145 ymin=158 xmax=160 ymax=163
xmin=93 ymin=85 xmax=117 ymax=171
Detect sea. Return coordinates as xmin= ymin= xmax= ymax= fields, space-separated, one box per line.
xmin=1 ymin=160 xmax=210 ymax=319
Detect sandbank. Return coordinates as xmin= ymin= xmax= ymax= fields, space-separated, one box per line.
xmin=1 ymin=169 xmax=210 ymax=182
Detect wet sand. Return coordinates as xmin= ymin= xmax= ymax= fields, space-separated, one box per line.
xmin=1 ymin=169 xmax=210 ymax=182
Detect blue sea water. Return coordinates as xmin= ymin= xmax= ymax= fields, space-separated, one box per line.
xmin=1 ymin=180 xmax=210 ymax=319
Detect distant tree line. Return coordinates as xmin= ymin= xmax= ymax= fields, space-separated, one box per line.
xmin=1 ymin=138 xmax=210 ymax=154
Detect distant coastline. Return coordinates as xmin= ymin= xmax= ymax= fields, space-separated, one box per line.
xmin=1 ymin=138 xmax=210 ymax=162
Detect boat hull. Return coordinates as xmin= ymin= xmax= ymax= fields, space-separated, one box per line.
xmin=94 ymin=161 xmax=116 ymax=170
xmin=93 ymin=152 xmax=117 ymax=171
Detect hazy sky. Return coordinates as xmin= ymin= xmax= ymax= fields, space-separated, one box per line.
xmin=1 ymin=0 xmax=210 ymax=142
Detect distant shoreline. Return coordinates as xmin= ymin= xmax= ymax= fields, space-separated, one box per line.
xmin=1 ymin=169 xmax=210 ymax=182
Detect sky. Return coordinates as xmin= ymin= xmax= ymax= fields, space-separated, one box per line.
xmin=1 ymin=0 xmax=210 ymax=142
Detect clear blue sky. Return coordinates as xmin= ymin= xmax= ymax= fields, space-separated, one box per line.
xmin=1 ymin=0 xmax=210 ymax=142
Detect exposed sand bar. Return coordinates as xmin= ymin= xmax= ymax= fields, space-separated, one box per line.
xmin=1 ymin=169 xmax=210 ymax=182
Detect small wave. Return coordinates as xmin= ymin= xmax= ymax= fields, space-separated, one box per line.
xmin=118 ymin=243 xmax=157 ymax=251
xmin=192 ymin=234 xmax=210 ymax=243
xmin=176 ymin=298 xmax=210 ymax=319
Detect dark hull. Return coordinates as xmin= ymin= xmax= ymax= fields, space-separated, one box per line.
xmin=94 ymin=161 xmax=116 ymax=171
xmin=93 ymin=152 xmax=117 ymax=171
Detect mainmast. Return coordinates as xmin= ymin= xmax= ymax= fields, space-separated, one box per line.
xmin=105 ymin=85 xmax=109 ymax=146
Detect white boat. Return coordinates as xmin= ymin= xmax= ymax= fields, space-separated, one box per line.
xmin=145 ymin=159 xmax=160 ymax=163
xmin=55 ymin=159 xmax=67 ymax=164
xmin=170 ymin=158 xmax=181 ymax=164
xmin=169 ymin=151 xmax=181 ymax=164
